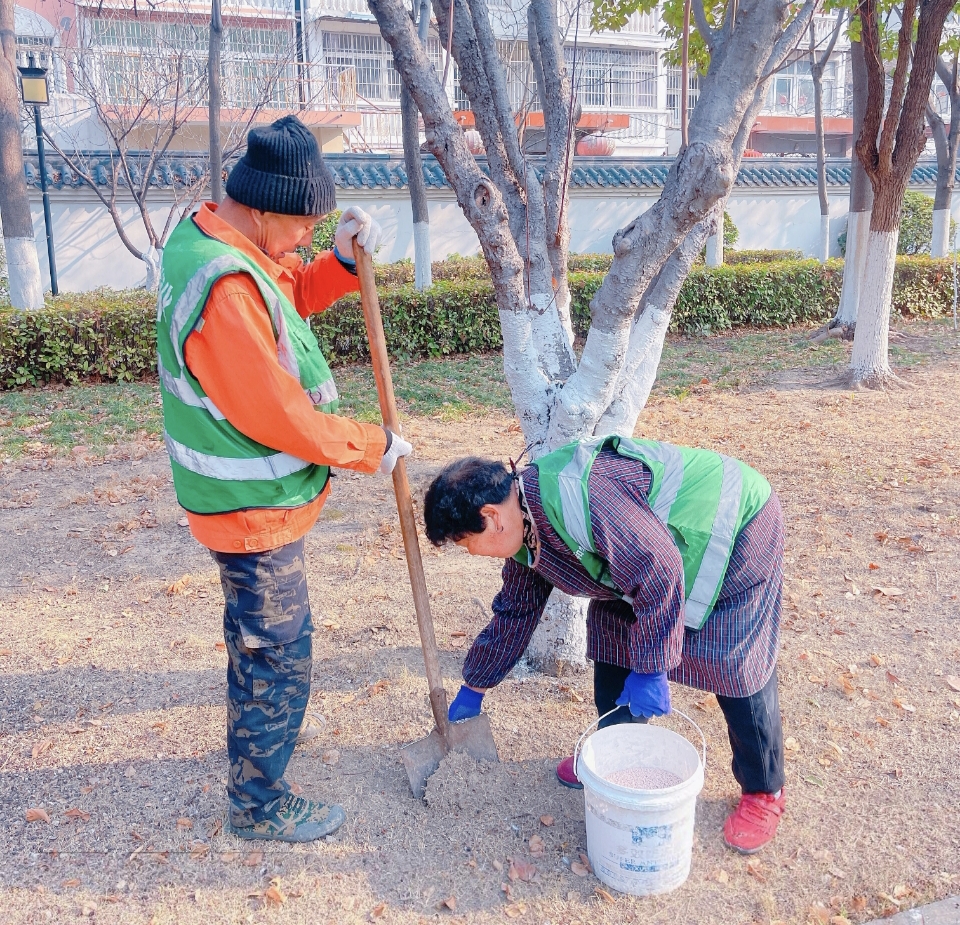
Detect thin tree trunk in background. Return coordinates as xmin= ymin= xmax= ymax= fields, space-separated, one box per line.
xmin=0 ymin=0 xmax=43 ymax=308
xmin=208 ymin=0 xmax=224 ymax=204
xmin=809 ymin=14 xmax=844 ymax=263
xmin=833 ymin=37 xmax=872 ymax=334
xmin=401 ymin=0 xmax=431 ymax=289
xmin=928 ymin=55 xmax=959 ymax=258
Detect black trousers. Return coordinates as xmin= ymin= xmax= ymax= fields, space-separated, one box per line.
xmin=594 ymin=662 xmax=785 ymax=795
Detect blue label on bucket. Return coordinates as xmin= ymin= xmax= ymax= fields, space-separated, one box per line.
xmin=619 ymin=858 xmax=677 ymax=873
xmin=631 ymin=824 xmax=673 ymax=845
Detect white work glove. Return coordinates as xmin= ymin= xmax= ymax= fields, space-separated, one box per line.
xmin=379 ymin=428 xmax=413 ymax=475
xmin=334 ymin=206 xmax=382 ymax=262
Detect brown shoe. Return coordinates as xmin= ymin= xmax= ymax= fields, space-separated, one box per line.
xmin=296 ymin=711 xmax=326 ymax=745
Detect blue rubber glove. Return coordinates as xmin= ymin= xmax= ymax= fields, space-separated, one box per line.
xmin=448 ymin=685 xmax=484 ymax=722
xmin=615 ymin=671 xmax=671 ymax=719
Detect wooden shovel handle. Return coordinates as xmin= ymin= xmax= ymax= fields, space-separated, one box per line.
xmin=354 ymin=243 xmax=450 ymax=741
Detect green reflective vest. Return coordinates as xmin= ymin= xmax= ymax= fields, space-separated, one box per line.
xmin=522 ymin=436 xmax=772 ymax=629
xmin=156 ymin=216 xmax=339 ymax=515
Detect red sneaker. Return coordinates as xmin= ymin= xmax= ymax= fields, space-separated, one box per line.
xmin=556 ymin=755 xmax=583 ymax=790
xmin=723 ymin=789 xmax=786 ymax=854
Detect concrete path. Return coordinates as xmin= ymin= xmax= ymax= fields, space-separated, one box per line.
xmin=866 ymin=897 xmax=960 ymax=925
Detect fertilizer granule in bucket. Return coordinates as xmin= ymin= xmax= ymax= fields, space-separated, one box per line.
xmin=603 ymin=766 xmax=684 ymax=789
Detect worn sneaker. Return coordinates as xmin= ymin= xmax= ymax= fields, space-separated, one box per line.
xmin=556 ymin=755 xmax=583 ymax=790
xmin=231 ymin=795 xmax=345 ymax=843
xmin=296 ymin=711 xmax=326 ymax=745
xmin=723 ymin=789 xmax=786 ymax=854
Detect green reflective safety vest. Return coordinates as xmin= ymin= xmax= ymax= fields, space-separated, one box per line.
xmin=521 ymin=436 xmax=772 ymax=629
xmin=156 ymin=216 xmax=339 ymax=515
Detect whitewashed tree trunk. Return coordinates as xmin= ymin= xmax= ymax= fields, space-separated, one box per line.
xmin=849 ymin=0 xmax=955 ymax=387
xmin=705 ymin=233 xmax=723 ymax=266
xmin=0 ymin=0 xmax=44 ymax=310
xmin=836 ymin=209 xmax=871 ymax=326
xmin=2 ymin=236 xmax=44 ymax=309
xmin=849 ymin=230 xmax=898 ymax=386
xmin=932 ymin=208 xmax=951 ymax=257
xmin=818 ymin=214 xmax=830 ymax=263
xmin=829 ymin=37 xmax=872 ymax=338
xmin=927 ymin=55 xmax=960 ymax=259
xmin=143 ymin=246 xmax=163 ymax=292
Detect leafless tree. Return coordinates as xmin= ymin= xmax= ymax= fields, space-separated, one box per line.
xmin=926 ymin=50 xmax=960 ymax=257
xmin=44 ymin=0 xmax=299 ymax=289
xmin=369 ymin=0 xmax=816 ymax=670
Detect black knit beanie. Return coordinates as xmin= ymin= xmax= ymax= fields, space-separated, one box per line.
xmin=225 ymin=115 xmax=337 ymax=216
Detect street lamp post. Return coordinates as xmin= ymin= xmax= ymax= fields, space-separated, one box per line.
xmin=18 ymin=64 xmax=58 ymax=297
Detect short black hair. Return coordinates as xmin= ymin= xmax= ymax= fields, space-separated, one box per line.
xmin=423 ymin=457 xmax=514 ymax=545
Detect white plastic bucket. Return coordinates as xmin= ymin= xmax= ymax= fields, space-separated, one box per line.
xmin=575 ymin=710 xmax=705 ymax=896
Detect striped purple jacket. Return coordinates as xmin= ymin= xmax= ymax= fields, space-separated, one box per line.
xmin=462 ymin=448 xmax=784 ymax=699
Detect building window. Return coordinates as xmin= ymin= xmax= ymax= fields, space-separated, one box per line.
xmin=565 ymin=47 xmax=657 ymax=110
xmin=666 ymin=66 xmax=700 ymax=128
xmin=321 ymin=32 xmax=403 ymax=102
xmin=765 ymin=58 xmax=839 ymax=116
xmin=81 ymin=16 xmax=295 ymax=109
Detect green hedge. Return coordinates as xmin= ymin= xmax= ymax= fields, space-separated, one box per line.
xmin=0 ymin=257 xmax=952 ymax=387
xmin=725 ymin=249 xmax=805 ymax=264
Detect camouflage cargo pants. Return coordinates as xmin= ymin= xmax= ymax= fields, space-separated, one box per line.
xmin=211 ymin=538 xmax=313 ymax=827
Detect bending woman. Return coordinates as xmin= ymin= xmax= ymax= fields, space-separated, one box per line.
xmin=423 ymin=436 xmax=786 ymax=855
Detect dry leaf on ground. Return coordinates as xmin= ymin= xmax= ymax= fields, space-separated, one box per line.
xmin=64 ymin=807 xmax=91 ymax=822
xmin=321 ymin=749 xmax=340 ymax=765
xmin=25 ymin=807 xmax=51 ymax=823
xmin=528 ymin=835 xmax=545 ymax=857
xmin=441 ymin=896 xmax=456 ymax=911
xmin=166 ymin=575 xmax=192 ymax=595
xmin=570 ymin=861 xmax=589 ymax=877
xmin=264 ymin=885 xmax=286 ymax=906
xmin=371 ymin=901 xmax=387 ymax=918
xmin=176 ymin=817 xmax=193 ymax=830
xmin=945 ymin=675 xmax=960 ymax=692
xmin=594 ymin=887 xmax=615 ymax=904
xmin=507 ymin=858 xmax=537 ymax=882
xmin=503 ymin=902 xmax=527 ymax=919
xmin=539 ymin=814 xmax=554 ymax=827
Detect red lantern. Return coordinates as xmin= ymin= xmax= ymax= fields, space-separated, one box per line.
xmin=575 ymin=134 xmax=616 ymax=157
xmin=464 ymin=129 xmax=485 ymax=155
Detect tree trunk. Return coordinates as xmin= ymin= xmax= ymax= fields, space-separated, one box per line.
xmin=705 ymin=231 xmax=723 ymax=266
xmin=812 ymin=57 xmax=829 ymax=263
xmin=0 ymin=0 xmax=43 ymax=309
xmin=849 ymin=226 xmax=897 ymax=387
xmin=401 ymin=0 xmax=432 ymax=289
xmin=208 ymin=0 xmax=224 ymax=204
xmin=834 ymin=37 xmax=873 ymax=333
xmin=929 ymin=56 xmax=959 ymax=258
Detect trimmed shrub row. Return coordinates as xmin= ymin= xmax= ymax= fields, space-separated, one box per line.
xmin=0 ymin=257 xmax=952 ymax=388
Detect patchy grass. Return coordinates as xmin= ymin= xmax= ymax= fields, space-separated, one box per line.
xmin=0 ymin=382 xmax=161 ymax=459
xmin=1 ymin=319 xmax=956 ymax=459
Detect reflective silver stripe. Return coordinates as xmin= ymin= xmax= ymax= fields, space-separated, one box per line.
xmin=158 ymin=361 xmax=226 ymax=421
xmin=684 ymin=455 xmax=743 ymax=629
xmin=164 ymin=431 xmax=311 ymax=481
xmin=635 ymin=440 xmax=685 ymax=523
xmin=557 ymin=438 xmax=604 ymax=553
xmin=306 ymin=379 xmax=339 ymax=407
xmin=169 ymin=255 xmax=244 ymax=368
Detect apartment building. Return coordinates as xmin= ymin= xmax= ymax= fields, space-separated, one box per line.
xmin=15 ymin=0 xmax=849 ymax=157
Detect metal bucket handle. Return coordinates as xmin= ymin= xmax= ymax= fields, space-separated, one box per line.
xmin=574 ymin=708 xmax=707 ymax=780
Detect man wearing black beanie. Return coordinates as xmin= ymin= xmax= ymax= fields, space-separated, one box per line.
xmin=157 ymin=115 xmax=411 ymax=842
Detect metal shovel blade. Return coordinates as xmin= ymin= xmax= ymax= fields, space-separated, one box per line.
xmin=400 ymin=714 xmax=500 ymax=799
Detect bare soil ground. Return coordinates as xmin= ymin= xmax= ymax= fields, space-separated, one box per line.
xmin=1 ymin=324 xmax=959 ymax=925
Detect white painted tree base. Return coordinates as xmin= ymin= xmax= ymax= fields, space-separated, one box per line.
xmin=523 ymin=590 xmax=589 ymax=674
xmin=818 ymin=213 xmax=830 ymax=263
xmin=143 ymin=246 xmax=163 ymax=292
xmin=931 ymin=208 xmax=951 ymax=259
xmin=705 ymin=234 xmax=723 ymax=266
xmin=849 ymin=229 xmax=898 ymax=386
xmin=413 ymin=221 xmax=432 ymax=290
xmin=3 ymin=236 xmax=44 ymax=310
xmin=836 ymin=210 xmax=871 ymax=327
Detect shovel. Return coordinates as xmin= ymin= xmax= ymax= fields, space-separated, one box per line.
xmin=354 ymin=242 xmax=499 ymax=799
